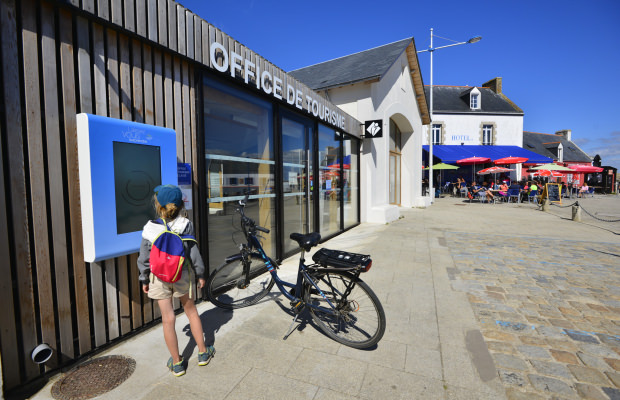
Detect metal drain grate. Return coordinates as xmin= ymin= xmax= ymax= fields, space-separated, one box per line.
xmin=51 ymin=355 xmax=136 ymax=400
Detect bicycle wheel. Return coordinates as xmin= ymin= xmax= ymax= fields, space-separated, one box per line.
xmin=305 ymin=270 xmax=386 ymax=349
xmin=206 ymin=254 xmax=275 ymax=309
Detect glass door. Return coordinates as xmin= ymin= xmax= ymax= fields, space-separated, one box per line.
xmin=389 ymin=153 xmax=401 ymax=205
xmin=281 ymin=115 xmax=313 ymax=255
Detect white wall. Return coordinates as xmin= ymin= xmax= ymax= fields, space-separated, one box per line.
xmin=423 ymin=113 xmax=523 ymax=146
xmin=327 ymin=52 xmax=427 ymax=223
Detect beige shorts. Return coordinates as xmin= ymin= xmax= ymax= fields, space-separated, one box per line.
xmin=148 ymin=266 xmax=192 ymax=300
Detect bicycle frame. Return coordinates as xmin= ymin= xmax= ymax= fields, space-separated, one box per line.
xmin=240 ymin=231 xmax=339 ymax=314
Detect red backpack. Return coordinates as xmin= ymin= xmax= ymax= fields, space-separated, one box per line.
xmin=150 ymin=219 xmax=197 ymax=283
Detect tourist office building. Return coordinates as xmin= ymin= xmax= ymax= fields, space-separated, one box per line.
xmin=0 ymin=0 xmax=434 ymax=393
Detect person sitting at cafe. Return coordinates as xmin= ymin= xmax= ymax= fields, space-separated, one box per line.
xmin=520 ymin=181 xmax=529 ymax=202
xmin=471 ymin=182 xmax=487 ymax=200
xmin=483 ymin=183 xmax=495 ymax=202
xmin=578 ymin=183 xmax=589 ymax=198
xmin=496 ymin=182 xmax=509 ymax=201
xmin=459 ymin=177 xmax=468 ymax=197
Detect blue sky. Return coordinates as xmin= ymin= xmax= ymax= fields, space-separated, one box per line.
xmin=177 ymin=0 xmax=620 ymax=171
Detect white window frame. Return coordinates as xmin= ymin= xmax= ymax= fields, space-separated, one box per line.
xmin=431 ymin=124 xmax=442 ymax=145
xmin=482 ymin=125 xmax=493 ymax=145
xmin=470 ymin=94 xmax=478 ymax=109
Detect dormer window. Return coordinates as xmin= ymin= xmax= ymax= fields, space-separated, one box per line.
xmin=558 ymin=143 xmax=564 ymax=163
xmin=470 ymin=88 xmax=481 ymax=110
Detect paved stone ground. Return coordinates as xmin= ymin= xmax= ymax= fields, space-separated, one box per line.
xmin=27 ymin=193 xmax=620 ymax=400
xmin=438 ymin=193 xmax=620 ymax=399
xmin=447 ymin=232 xmax=620 ymax=399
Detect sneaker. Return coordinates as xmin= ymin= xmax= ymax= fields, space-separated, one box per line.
xmin=167 ymin=356 xmax=185 ymax=376
xmin=197 ymin=346 xmax=215 ymax=366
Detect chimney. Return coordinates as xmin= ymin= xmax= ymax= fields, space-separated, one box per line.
xmin=555 ymin=129 xmax=572 ymax=141
xmin=482 ymin=77 xmax=502 ymax=94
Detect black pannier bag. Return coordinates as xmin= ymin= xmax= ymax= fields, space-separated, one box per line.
xmin=312 ymin=248 xmax=372 ymax=272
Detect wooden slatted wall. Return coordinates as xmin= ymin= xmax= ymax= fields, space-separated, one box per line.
xmin=0 ymin=0 xmax=361 ymax=393
xmin=0 ymin=0 xmax=199 ymax=392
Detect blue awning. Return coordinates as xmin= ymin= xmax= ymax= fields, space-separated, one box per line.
xmin=422 ymin=145 xmax=552 ymax=164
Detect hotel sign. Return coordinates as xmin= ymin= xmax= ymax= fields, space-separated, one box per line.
xmin=210 ymin=42 xmax=346 ymax=130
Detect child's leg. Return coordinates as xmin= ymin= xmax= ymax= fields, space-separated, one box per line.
xmin=158 ymin=298 xmax=181 ymax=363
xmin=180 ymin=294 xmax=207 ymax=353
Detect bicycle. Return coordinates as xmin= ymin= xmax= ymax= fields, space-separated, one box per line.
xmin=205 ymin=195 xmax=386 ymax=349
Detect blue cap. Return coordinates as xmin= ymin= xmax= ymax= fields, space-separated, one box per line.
xmin=154 ymin=184 xmax=183 ymax=208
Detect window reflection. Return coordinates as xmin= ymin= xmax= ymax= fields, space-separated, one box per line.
xmin=204 ymin=79 xmax=275 ymax=270
xmin=282 ymin=117 xmax=313 ymax=254
xmin=318 ymin=124 xmax=341 ymax=237
xmin=343 ymin=134 xmax=359 ymax=228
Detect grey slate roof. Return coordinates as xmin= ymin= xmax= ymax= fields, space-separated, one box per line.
xmin=523 ymin=131 xmax=592 ymax=163
xmin=425 ymin=86 xmax=523 ymax=114
xmin=288 ymin=38 xmax=413 ymax=90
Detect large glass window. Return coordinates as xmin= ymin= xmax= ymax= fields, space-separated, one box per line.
xmin=343 ymin=134 xmax=359 ymax=229
xmin=318 ymin=124 xmax=341 ymax=237
xmin=204 ymin=79 xmax=275 ymax=269
xmin=281 ymin=117 xmax=313 ymax=254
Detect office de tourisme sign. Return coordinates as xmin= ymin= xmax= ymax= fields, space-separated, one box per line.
xmin=210 ymin=42 xmax=346 ymax=130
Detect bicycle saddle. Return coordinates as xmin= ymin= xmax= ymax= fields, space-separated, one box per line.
xmin=290 ymin=232 xmax=321 ymax=251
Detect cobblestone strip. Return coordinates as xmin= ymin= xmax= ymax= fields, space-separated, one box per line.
xmin=446 ymin=232 xmax=620 ymax=400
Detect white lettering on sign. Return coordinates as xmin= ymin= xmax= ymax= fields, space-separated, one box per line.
xmin=208 ymin=41 xmax=346 ymax=130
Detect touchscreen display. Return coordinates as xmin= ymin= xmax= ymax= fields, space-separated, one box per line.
xmin=113 ymin=142 xmax=161 ymax=234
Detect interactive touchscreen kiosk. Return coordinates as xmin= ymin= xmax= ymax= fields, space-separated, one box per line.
xmin=77 ymin=114 xmax=177 ymax=262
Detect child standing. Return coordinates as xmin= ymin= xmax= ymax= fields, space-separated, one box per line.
xmin=137 ymin=184 xmax=214 ymax=376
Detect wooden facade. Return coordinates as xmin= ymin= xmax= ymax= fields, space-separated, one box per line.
xmin=0 ymin=0 xmax=360 ymax=393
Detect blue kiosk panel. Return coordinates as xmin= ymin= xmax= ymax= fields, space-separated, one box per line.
xmin=77 ymin=113 xmax=177 ymax=262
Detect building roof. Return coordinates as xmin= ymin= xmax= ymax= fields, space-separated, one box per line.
xmin=289 ymin=38 xmax=412 ymax=90
xmin=522 ymin=131 xmax=592 ymax=163
xmin=425 ymin=85 xmax=523 ymax=115
xmin=289 ymin=38 xmax=430 ymax=124
xmin=423 ymin=145 xmax=552 ymax=164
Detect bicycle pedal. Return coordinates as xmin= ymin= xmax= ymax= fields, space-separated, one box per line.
xmin=290 ymin=300 xmax=305 ymax=314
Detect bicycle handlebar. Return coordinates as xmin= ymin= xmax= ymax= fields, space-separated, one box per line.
xmin=237 ymin=195 xmax=270 ymax=234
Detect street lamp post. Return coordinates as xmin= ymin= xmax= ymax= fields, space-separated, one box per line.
xmin=418 ymin=29 xmax=481 ymax=203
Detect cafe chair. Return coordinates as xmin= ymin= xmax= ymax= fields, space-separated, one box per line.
xmin=528 ymin=190 xmax=538 ymax=204
xmin=588 ymin=187 xmax=595 ymax=197
xmin=507 ymin=188 xmax=520 ymax=203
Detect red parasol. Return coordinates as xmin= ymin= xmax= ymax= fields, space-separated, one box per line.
xmin=457 ymin=156 xmax=491 ymax=182
xmin=569 ymin=165 xmax=603 ymax=173
xmin=456 ymin=156 xmax=491 ymax=165
xmin=494 ymin=156 xmax=528 ymax=165
xmin=532 ymin=169 xmax=564 ymax=177
xmin=477 ymin=166 xmax=513 ymax=175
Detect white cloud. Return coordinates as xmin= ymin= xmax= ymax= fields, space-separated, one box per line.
xmin=579 ymin=131 xmax=620 ymax=171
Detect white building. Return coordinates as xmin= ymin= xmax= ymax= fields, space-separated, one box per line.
xmin=423 ymin=78 xmax=523 ymax=147
xmin=290 ymin=38 xmax=431 ymax=222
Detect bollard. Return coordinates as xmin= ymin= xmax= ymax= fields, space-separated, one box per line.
xmin=542 ymin=198 xmax=549 ymax=211
xmin=572 ymin=205 xmax=581 ymax=222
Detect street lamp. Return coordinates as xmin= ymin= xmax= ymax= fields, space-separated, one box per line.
xmin=418 ymin=29 xmax=481 ymax=203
